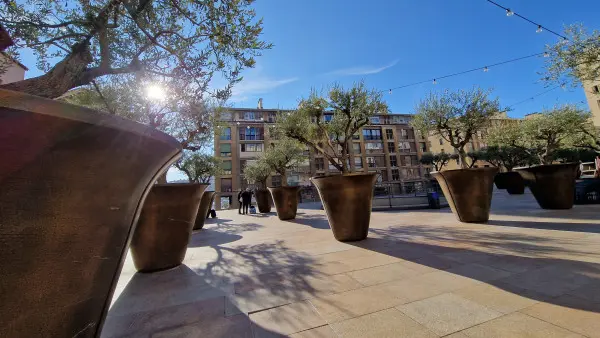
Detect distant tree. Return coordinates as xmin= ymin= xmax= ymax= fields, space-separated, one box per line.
xmin=481 ymin=145 xmax=534 ymax=172
xmin=466 ymin=150 xmax=484 ymax=168
xmin=411 ymin=87 xmax=503 ymax=169
xmin=276 ymin=82 xmax=388 ymax=174
xmin=243 ymin=156 xmax=271 ymax=189
xmin=175 ymin=152 xmax=222 ymax=184
xmin=1 ymin=0 xmax=271 ymax=99
xmin=419 ymin=152 xmax=452 ymax=172
xmin=553 ymin=148 xmax=598 ymax=164
xmin=542 ymin=24 xmax=600 ymax=88
xmin=263 ymin=138 xmax=305 ymax=186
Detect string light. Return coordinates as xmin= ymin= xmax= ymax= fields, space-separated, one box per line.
xmin=483 ymin=66 xmax=489 ymax=72
xmin=432 ymin=79 xmax=437 ymax=85
xmin=505 ymin=85 xmax=562 ymax=109
xmin=543 ymin=52 xmax=550 ymax=58
xmin=389 ymin=89 xmax=392 ymax=95
xmin=486 ymin=0 xmax=568 ymax=40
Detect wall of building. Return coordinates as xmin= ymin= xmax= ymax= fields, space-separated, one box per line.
xmin=583 ymin=80 xmax=600 ymax=127
xmin=0 ymin=53 xmax=25 ymax=84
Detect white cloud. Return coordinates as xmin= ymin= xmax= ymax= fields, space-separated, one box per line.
xmin=328 ymin=59 xmax=399 ymax=76
xmin=231 ymin=77 xmax=298 ymax=98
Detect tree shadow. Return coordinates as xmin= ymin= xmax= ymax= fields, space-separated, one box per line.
xmin=287 ymin=213 xmax=331 ymax=230
xmin=102 ymin=265 xmax=291 ymax=337
xmin=348 ymin=224 xmax=600 ymax=313
xmin=490 ymin=190 xmax=600 ymax=220
xmin=486 ymin=219 xmax=600 ymax=234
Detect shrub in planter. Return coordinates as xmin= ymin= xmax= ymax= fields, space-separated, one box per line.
xmin=243 ymin=156 xmax=273 ymax=213
xmin=412 ymin=87 xmax=503 ymax=222
xmin=277 ymin=82 xmax=386 ymax=240
xmin=175 ymin=152 xmax=222 ymax=230
xmin=263 ymin=138 xmax=306 ymax=220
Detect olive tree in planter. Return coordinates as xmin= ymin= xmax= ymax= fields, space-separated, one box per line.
xmin=480 ymin=145 xmax=533 ymax=194
xmin=513 ymin=105 xmax=591 ymax=209
xmin=175 ymin=153 xmax=223 ymax=230
xmin=243 ymin=157 xmax=272 ymax=213
xmin=412 ymin=87 xmax=503 ymax=222
xmin=276 ymin=82 xmax=388 ymax=241
xmin=263 ymin=138 xmax=306 ymax=220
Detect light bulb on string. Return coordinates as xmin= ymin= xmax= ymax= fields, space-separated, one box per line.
xmin=506 ymin=9 xmax=514 ymax=16
xmin=389 ymin=89 xmax=392 ymax=95
xmin=536 ymin=25 xmax=543 ymax=33
xmin=433 ymin=79 xmax=437 ymax=85
xmin=543 ymin=52 xmax=549 ymax=58
xmin=483 ymin=67 xmax=489 ymax=72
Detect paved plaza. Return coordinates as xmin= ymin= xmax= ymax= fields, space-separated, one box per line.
xmin=103 ymin=191 xmax=600 ymax=337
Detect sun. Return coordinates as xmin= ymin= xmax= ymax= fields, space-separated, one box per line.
xmin=145 ymin=85 xmax=167 ymax=101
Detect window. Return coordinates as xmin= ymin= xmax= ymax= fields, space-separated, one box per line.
xmin=220 ymin=112 xmax=232 ymax=120
xmin=220 ymin=127 xmax=231 ymax=140
xmin=370 ymin=116 xmax=380 ymax=124
xmin=241 ymin=143 xmax=263 ymax=152
xmin=315 ymin=158 xmax=325 ymax=171
xmin=271 ymin=176 xmax=281 ymax=187
xmin=404 ymin=155 xmax=412 ymax=166
xmin=392 ymin=169 xmax=400 ymax=181
xmin=268 ymin=112 xmax=277 ymax=123
xmin=597 ymin=99 xmax=600 ymax=110
xmin=243 ymin=111 xmax=261 ymax=120
xmin=411 ymin=155 xmax=418 ymax=165
xmin=366 ymin=157 xmax=376 ymax=168
xmin=221 ymin=178 xmax=232 ymax=192
xmin=387 ymin=142 xmax=395 ymax=153
xmin=324 ymin=114 xmax=333 ymax=122
xmin=419 ymin=142 xmax=427 ymax=152
xmin=354 ymin=157 xmax=363 ymax=168
xmin=352 ymin=133 xmax=360 ymax=140
xmin=362 ymin=129 xmax=382 ymax=140
xmin=220 ymin=143 xmax=232 ymax=157
xmin=240 ymin=127 xmax=263 ymax=140
xmin=398 ymin=141 xmax=411 ymax=152
xmin=390 ymin=155 xmax=397 ymax=167
xmin=386 ymin=129 xmax=394 ymax=140
xmin=593 ymin=85 xmax=600 ymax=93
xmin=439 ymin=138 xmax=444 ymax=145
xmin=352 ymin=143 xmax=361 ymax=154
xmin=222 ymin=160 xmax=232 ymax=174
xmin=365 ymin=142 xmax=383 ymax=150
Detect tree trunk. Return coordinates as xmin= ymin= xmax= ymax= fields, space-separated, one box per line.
xmin=0 ymin=41 xmax=93 ymax=98
xmin=281 ymin=172 xmax=288 ymax=187
xmin=457 ymin=148 xmax=468 ymax=169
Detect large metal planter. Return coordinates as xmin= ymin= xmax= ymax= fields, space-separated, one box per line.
xmin=255 ymin=188 xmax=272 ymax=213
xmin=495 ymin=171 xmax=525 ymax=195
xmin=130 ymin=183 xmax=206 ymax=272
xmin=515 ymin=163 xmax=579 ymax=209
xmin=194 ymin=191 xmax=216 ymax=230
xmin=432 ymin=167 xmax=498 ymax=223
xmin=311 ymin=173 xmax=377 ymax=242
xmin=268 ymin=186 xmax=300 ymax=220
xmin=0 ymin=89 xmax=182 ymax=337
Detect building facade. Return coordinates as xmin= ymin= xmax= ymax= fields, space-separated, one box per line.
xmin=214 ymin=106 xmax=432 ymax=209
xmin=583 ymin=80 xmax=600 ymax=127
xmin=0 ymin=52 xmax=27 ymax=84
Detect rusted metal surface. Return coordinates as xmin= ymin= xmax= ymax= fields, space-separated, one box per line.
xmin=516 ymin=163 xmax=578 ymax=209
xmin=0 ymin=89 xmax=182 ymax=337
xmin=432 ymin=167 xmax=498 ymax=223
xmin=194 ymin=190 xmax=216 ymax=230
xmin=254 ymin=189 xmax=272 ymax=213
xmin=311 ymin=173 xmax=377 ymax=242
xmin=130 ymin=183 xmax=206 ymax=272
xmin=268 ymin=186 xmax=300 ymax=220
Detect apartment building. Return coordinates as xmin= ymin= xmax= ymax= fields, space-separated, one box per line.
xmin=583 ymin=80 xmax=600 ymax=126
xmin=0 ymin=52 xmax=27 ymax=84
xmin=213 ymin=104 xmax=432 ymax=209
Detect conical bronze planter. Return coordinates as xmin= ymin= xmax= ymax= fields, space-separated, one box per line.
xmin=495 ymin=172 xmax=525 ymax=195
xmin=268 ymin=186 xmax=300 ymax=220
xmin=432 ymin=167 xmax=498 ymax=223
xmin=515 ymin=163 xmax=578 ymax=209
xmin=0 ymin=89 xmax=182 ymax=338
xmin=130 ymin=183 xmax=206 ymax=272
xmin=194 ymin=191 xmax=216 ymax=230
xmin=311 ymin=173 xmax=377 ymax=242
xmin=255 ymin=189 xmax=272 ymax=213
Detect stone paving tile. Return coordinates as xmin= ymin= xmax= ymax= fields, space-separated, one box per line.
xmin=444 ymin=263 xmax=513 ymax=282
xmin=347 ymin=262 xmax=424 ymax=286
xmin=460 ymin=312 xmax=584 ymax=338
xmin=288 ymin=325 xmax=337 ymax=338
xmin=497 ymin=265 xmax=595 ymax=297
xmin=453 ymin=283 xmax=547 ymax=314
xmin=250 ymin=301 xmax=326 ymax=337
xmin=520 ymin=294 xmax=600 ymax=338
xmin=309 ymin=283 xmax=410 ymax=323
xmin=150 ymin=314 xmax=253 ymax=338
xmin=397 ymin=293 xmax=502 ymax=336
xmin=567 ymin=282 xmax=600 ymax=303
xmin=410 ymin=270 xmax=484 ymax=293
xmin=330 ymin=308 xmax=438 ymax=338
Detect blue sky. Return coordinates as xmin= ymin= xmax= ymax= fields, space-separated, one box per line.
xmin=226 ymin=0 xmax=600 ymax=117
